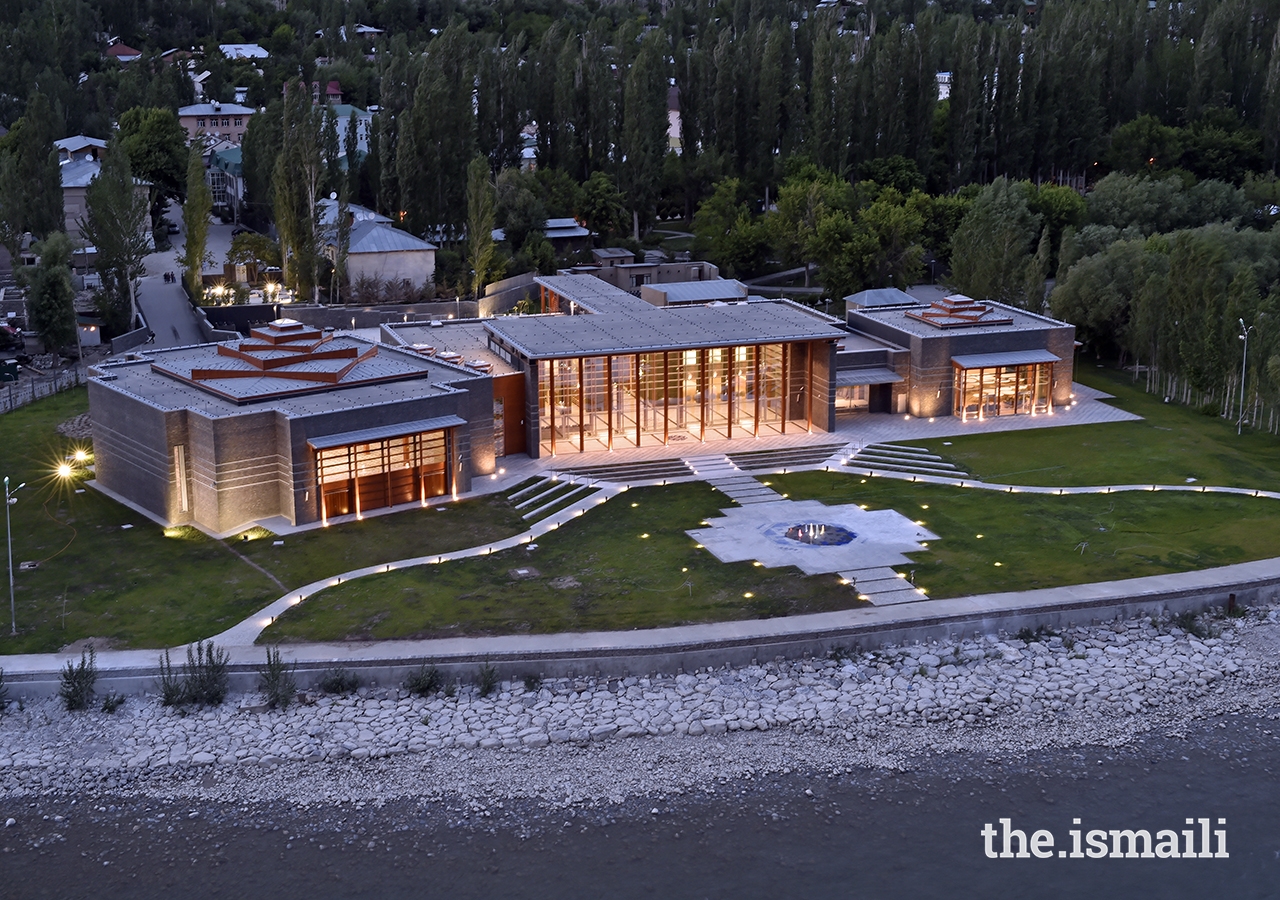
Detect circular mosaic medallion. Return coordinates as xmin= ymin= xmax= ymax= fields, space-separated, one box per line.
xmin=783 ymin=523 xmax=855 ymax=546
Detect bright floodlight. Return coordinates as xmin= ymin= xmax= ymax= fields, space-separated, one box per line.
xmin=56 ymin=463 xmax=72 ymax=478
xmin=74 ymin=450 xmax=87 ymax=462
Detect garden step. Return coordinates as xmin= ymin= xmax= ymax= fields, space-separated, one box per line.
xmin=522 ymin=485 xmax=600 ymax=521
xmin=514 ymin=480 xmax=581 ymax=510
xmin=843 ymin=460 xmax=967 ymax=478
xmin=854 ymin=449 xmax=955 ymax=465
xmin=508 ymin=477 xmax=554 ymax=502
xmin=863 ymin=443 xmax=941 ymax=458
xmin=839 ymin=567 xmax=928 ymax=605
xmin=726 ymin=443 xmax=850 ymax=471
xmin=555 ymin=458 xmax=694 ymax=483
xmin=851 ymin=455 xmax=961 ymax=473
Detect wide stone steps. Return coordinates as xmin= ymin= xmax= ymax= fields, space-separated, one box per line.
xmin=553 ymin=457 xmax=694 ymax=484
xmin=726 ymin=443 xmax=850 ymax=472
xmin=846 ymin=442 xmax=968 ymax=479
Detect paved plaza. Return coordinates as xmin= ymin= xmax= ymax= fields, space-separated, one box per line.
xmin=686 ymin=498 xmax=937 ymax=575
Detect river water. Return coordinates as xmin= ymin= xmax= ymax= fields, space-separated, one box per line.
xmin=2 ymin=713 xmax=1277 ymax=899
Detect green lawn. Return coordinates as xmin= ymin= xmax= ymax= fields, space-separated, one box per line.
xmin=911 ymin=363 xmax=1280 ymax=489
xmin=0 ymin=389 xmax=527 ymax=654
xmin=0 ymin=389 xmax=278 ymax=654
xmin=235 ymin=493 xmax=526 ymax=590
xmin=768 ymin=471 xmax=1280 ymax=598
xmin=261 ymin=482 xmax=869 ymax=643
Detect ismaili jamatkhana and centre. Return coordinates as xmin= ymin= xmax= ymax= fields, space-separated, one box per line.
xmin=88 ymin=275 xmax=1074 ymax=535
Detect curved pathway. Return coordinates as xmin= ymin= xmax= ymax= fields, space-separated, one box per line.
xmin=213 ymin=454 xmax=1280 ymax=647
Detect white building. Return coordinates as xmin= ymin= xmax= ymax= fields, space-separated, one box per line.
xmin=330 ymin=222 xmax=438 ymax=288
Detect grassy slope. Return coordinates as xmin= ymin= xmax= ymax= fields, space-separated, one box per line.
xmin=910 ymin=364 xmax=1280 ymax=489
xmin=0 ymin=389 xmax=278 ymax=654
xmin=235 ymin=494 xmax=526 ymax=590
xmin=262 ymin=482 xmax=867 ymax=643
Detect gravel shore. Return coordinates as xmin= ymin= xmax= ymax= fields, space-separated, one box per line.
xmin=1 ymin=607 xmax=1277 ymax=809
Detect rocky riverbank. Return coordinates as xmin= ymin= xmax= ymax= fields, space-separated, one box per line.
xmin=0 ymin=607 xmax=1277 ymax=807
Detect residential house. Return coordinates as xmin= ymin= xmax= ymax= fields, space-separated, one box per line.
xmin=328 ymin=221 xmax=438 ymax=289
xmin=219 ymin=43 xmax=269 ymax=60
xmin=178 ymin=101 xmax=256 ymax=144
xmin=54 ymin=135 xmax=108 ymax=165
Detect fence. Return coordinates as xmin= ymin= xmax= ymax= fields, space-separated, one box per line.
xmin=0 ymin=366 xmax=84 ymax=414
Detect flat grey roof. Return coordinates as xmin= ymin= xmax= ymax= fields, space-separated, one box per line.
xmin=836 ymin=332 xmax=902 ymax=353
xmin=535 ymin=274 xmax=655 ymax=317
xmin=92 ymin=338 xmax=476 ymax=418
xmin=485 ymin=301 xmax=845 ymax=359
xmin=383 ymin=320 xmax=518 ymax=376
xmin=852 ymin=300 xmax=1070 ymax=339
xmin=646 ymin=280 xmax=748 ymax=303
xmin=307 ymin=415 xmax=467 ymax=450
xmin=836 ymin=368 xmax=902 ymax=386
xmin=951 ymin=349 xmax=1061 ymax=369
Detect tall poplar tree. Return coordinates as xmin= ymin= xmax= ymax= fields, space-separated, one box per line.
xmin=179 ymin=142 xmax=212 ymax=298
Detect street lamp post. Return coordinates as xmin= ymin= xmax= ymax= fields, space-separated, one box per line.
xmin=1239 ymin=318 xmax=1256 ymax=436
xmin=4 ymin=476 xmax=25 ymax=636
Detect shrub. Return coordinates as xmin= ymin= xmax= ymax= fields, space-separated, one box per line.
xmin=405 ymin=663 xmax=442 ymax=697
xmin=478 ymin=662 xmax=499 ymax=698
xmin=318 ymin=666 xmax=359 ymax=695
xmin=522 ymin=674 xmax=542 ymax=693
xmin=58 ymin=647 xmax=97 ymax=711
xmin=1174 ymin=611 xmax=1207 ymax=638
xmin=185 ymin=641 xmax=230 ymax=705
xmin=258 ymin=647 xmax=297 ymax=710
xmin=157 ymin=641 xmax=230 ymax=707
xmin=157 ymin=649 xmax=186 ymax=707
xmin=100 ymin=692 xmax=125 ymax=714
xmin=443 ymin=682 xmax=457 ymax=699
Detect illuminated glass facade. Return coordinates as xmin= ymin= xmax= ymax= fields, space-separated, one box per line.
xmin=315 ymin=429 xmax=450 ymax=522
xmin=952 ymin=362 xmax=1053 ymax=420
xmin=535 ymin=343 xmax=821 ymax=456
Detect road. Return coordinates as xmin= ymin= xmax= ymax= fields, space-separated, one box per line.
xmin=132 ymin=201 xmax=232 ymax=349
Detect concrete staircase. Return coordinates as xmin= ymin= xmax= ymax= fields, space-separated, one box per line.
xmin=838 ymin=566 xmax=929 ymax=605
xmin=552 ymin=457 xmax=694 ymax=484
xmin=843 ymin=443 xmax=967 ymax=480
xmin=684 ymin=455 xmax=781 ymax=506
xmin=725 ymin=442 xmax=851 ymax=473
xmin=508 ymin=476 xmax=605 ymax=523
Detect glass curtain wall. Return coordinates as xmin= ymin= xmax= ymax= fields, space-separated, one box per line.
xmin=316 ymin=430 xmax=449 ymax=523
xmin=952 ymin=363 xmax=1052 ymax=420
xmin=538 ymin=343 xmax=800 ymax=455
